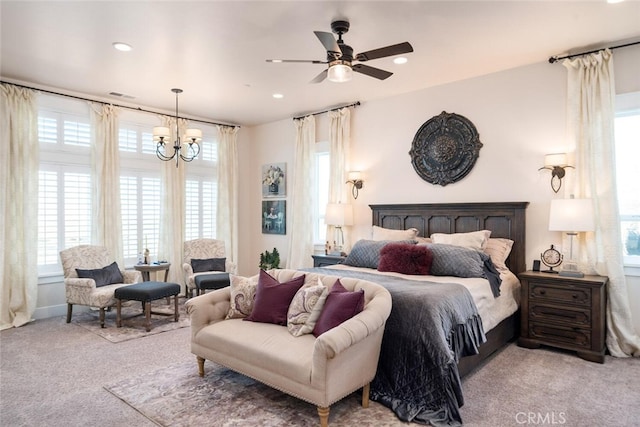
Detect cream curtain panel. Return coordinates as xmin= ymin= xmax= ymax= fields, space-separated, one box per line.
xmin=564 ymin=49 xmax=640 ymax=357
xmin=89 ymin=103 xmax=123 ymax=266
xmin=0 ymin=83 xmax=39 ymax=329
xmin=326 ymin=108 xmax=351 ymax=250
xmin=158 ymin=116 xmax=186 ymax=286
xmin=286 ymin=115 xmax=316 ymax=269
xmin=216 ymin=125 xmax=240 ymax=264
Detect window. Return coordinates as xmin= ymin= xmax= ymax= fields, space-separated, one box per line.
xmin=314 ymin=141 xmax=330 ymax=244
xmin=615 ymin=92 xmax=640 ymax=266
xmin=37 ymin=94 xmax=219 ymax=275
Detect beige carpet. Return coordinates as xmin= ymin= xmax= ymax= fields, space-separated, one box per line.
xmin=105 ymin=361 xmax=409 ymax=427
xmin=70 ymin=297 xmax=190 ymax=343
xmin=103 ymin=343 xmax=640 ymax=427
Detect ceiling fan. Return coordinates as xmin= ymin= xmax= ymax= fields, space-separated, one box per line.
xmin=266 ymin=20 xmax=413 ymax=83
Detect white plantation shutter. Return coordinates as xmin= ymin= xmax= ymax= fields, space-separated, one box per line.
xmin=63 ymin=119 xmax=90 ymax=147
xmin=37 ymin=170 xmax=58 ymax=266
xmin=120 ymin=176 xmax=138 ymax=259
xmin=63 ymin=172 xmax=92 ymax=248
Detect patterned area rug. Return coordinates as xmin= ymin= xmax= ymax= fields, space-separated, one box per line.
xmin=70 ymin=297 xmax=190 ymax=343
xmin=105 ymin=361 xmax=408 ymax=426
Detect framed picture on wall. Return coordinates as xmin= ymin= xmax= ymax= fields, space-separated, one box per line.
xmin=262 ymin=163 xmax=286 ymax=197
xmin=262 ymin=200 xmax=286 ymax=235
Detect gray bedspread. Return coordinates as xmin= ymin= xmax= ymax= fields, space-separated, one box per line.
xmin=302 ymin=267 xmax=486 ymax=426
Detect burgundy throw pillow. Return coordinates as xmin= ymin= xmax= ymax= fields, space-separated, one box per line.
xmin=312 ymin=279 xmax=365 ymax=337
xmin=377 ymin=243 xmax=433 ymax=275
xmin=244 ymin=270 xmax=305 ymax=325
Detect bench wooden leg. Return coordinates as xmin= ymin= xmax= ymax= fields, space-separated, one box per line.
xmin=362 ymin=383 xmax=370 ymax=408
xmin=174 ymin=294 xmax=179 ymax=322
xmin=317 ymin=406 xmax=329 ymax=427
xmin=144 ymin=301 xmax=151 ymax=332
xmin=197 ymin=356 xmax=205 ymax=377
xmin=116 ymin=299 xmax=122 ymax=327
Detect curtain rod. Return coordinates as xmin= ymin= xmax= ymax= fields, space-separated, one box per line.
xmin=0 ymin=80 xmax=239 ymax=128
xmin=293 ymin=101 xmax=361 ymax=121
xmin=548 ymin=40 xmax=640 ymax=64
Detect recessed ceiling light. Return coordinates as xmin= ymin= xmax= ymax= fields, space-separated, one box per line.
xmin=393 ymin=57 xmax=408 ymax=65
xmin=112 ymin=42 xmax=132 ymax=52
xmin=272 ymin=93 xmax=284 ymax=99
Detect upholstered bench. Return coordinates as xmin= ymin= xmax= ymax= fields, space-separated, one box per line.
xmin=194 ymin=272 xmax=230 ymax=296
xmin=114 ymin=281 xmax=180 ymax=332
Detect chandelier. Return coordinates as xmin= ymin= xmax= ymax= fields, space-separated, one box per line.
xmin=153 ymin=88 xmax=201 ymax=167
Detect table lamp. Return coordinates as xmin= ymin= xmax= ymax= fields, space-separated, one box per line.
xmin=325 ymin=203 xmax=354 ymax=255
xmin=548 ymin=197 xmax=594 ymax=277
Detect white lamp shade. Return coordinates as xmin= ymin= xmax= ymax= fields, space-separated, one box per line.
xmin=348 ymin=171 xmax=363 ymax=181
xmin=327 ymin=64 xmax=353 ymax=83
xmin=544 ymin=153 xmax=568 ymax=167
xmin=184 ymin=128 xmax=202 ymax=141
xmin=549 ymin=198 xmax=595 ymax=232
xmin=325 ymin=203 xmax=354 ymax=226
xmin=153 ymin=126 xmax=170 ymax=141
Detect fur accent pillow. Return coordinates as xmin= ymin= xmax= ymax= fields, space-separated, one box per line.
xmin=430 ymin=230 xmax=491 ymax=251
xmin=244 ymin=270 xmax=305 ymax=325
xmin=225 ymin=274 xmax=259 ymax=319
xmin=484 ymin=238 xmax=514 ymax=272
xmin=287 ymin=279 xmax=328 ymax=336
xmin=426 ymin=243 xmax=485 ymax=278
xmin=378 ymin=243 xmax=433 ymax=275
xmin=76 ymin=262 xmax=123 ymax=287
xmin=343 ymin=239 xmax=417 ymax=269
xmin=191 ymin=257 xmax=226 ymax=273
xmin=372 ymin=225 xmax=419 ymax=241
xmin=312 ymin=279 xmax=365 ymax=337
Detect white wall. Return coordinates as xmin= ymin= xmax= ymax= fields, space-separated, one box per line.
xmin=240 ymin=45 xmax=640 ymax=334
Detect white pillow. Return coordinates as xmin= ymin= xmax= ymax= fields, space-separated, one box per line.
xmin=287 ymin=279 xmax=328 ymax=337
xmin=372 ymin=225 xmax=419 ymax=241
xmin=484 ymin=238 xmax=514 ymax=272
xmin=430 ymin=230 xmax=491 ymax=251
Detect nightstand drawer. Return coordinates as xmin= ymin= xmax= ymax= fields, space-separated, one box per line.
xmin=529 ymin=282 xmax=591 ymax=306
xmin=529 ymin=303 xmax=591 ymax=328
xmin=529 ymin=322 xmax=591 ymax=348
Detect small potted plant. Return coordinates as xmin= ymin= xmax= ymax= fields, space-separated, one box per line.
xmin=259 ymin=248 xmax=281 ymax=270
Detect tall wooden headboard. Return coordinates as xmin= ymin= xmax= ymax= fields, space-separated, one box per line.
xmin=370 ymin=202 xmax=529 ymax=274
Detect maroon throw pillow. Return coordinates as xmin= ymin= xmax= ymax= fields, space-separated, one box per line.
xmin=312 ymin=279 xmax=365 ymax=337
xmin=377 ymin=243 xmax=433 ymax=275
xmin=244 ymin=270 xmax=305 ymax=325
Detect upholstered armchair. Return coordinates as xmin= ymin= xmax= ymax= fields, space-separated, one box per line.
xmin=183 ymin=238 xmax=237 ymax=298
xmin=59 ymin=245 xmax=142 ymax=328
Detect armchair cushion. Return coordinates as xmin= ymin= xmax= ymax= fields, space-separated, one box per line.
xmin=76 ymin=261 xmax=124 ymax=287
xmin=244 ymin=270 xmax=305 ymax=326
xmin=191 ymin=257 xmax=226 ymax=273
xmin=312 ymin=279 xmax=365 ymax=337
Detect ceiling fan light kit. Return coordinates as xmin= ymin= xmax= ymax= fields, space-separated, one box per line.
xmin=266 ymin=19 xmax=413 ymax=84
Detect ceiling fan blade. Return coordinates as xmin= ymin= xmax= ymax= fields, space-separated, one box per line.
xmin=352 ymin=64 xmax=393 ymax=80
xmin=310 ymin=69 xmax=328 ymax=84
xmin=355 ymin=42 xmax=413 ymax=62
xmin=266 ymin=59 xmax=326 ymax=64
xmin=314 ymin=31 xmax=341 ymax=54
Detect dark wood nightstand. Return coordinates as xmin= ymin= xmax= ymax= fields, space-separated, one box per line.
xmin=312 ymin=254 xmax=346 ymax=267
xmin=518 ymin=271 xmax=608 ymax=363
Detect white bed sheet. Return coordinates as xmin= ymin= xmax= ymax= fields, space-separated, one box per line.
xmin=325 ymin=264 xmax=520 ymax=333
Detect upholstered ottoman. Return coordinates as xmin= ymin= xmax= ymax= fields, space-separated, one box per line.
xmin=114 ymin=281 xmax=180 ymax=332
xmin=194 ymin=273 xmax=230 ymax=296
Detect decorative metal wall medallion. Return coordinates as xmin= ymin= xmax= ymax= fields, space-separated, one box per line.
xmin=409 ymin=111 xmax=483 ymax=186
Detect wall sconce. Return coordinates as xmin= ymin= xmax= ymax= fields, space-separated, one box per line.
xmin=346 ymin=171 xmax=364 ymax=199
xmin=538 ymin=153 xmax=574 ymax=193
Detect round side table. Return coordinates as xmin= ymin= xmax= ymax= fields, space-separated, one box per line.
xmin=134 ymin=263 xmax=171 ymax=282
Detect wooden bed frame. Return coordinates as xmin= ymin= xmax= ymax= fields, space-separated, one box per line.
xmin=370 ymin=201 xmax=529 ymax=377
